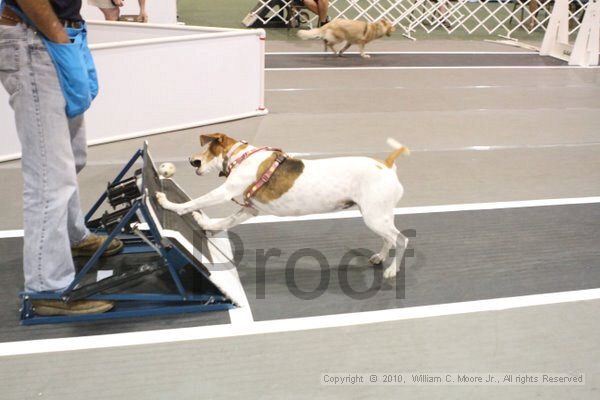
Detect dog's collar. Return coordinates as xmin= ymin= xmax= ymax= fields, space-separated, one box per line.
xmin=220 ymin=144 xmax=283 ymax=178
xmin=220 ymin=140 xmax=248 ymax=177
xmin=226 ymin=140 xmax=248 ymax=159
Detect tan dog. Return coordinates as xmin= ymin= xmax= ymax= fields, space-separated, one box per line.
xmin=297 ymin=18 xmax=395 ymax=58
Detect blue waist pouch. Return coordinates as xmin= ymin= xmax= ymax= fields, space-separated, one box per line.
xmin=2 ymin=1 xmax=98 ymax=118
xmin=41 ymin=25 xmax=99 ymax=118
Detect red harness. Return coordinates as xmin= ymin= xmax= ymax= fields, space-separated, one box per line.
xmin=223 ymin=143 xmax=288 ymax=208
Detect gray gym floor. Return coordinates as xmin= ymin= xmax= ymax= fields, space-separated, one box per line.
xmin=0 ymin=40 xmax=599 ymax=399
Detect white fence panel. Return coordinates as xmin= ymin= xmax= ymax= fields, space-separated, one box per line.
xmin=251 ymin=0 xmax=591 ymax=38
xmin=0 ymin=23 xmax=266 ymax=162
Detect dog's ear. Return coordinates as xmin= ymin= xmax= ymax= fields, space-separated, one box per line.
xmin=200 ymin=133 xmax=226 ymax=146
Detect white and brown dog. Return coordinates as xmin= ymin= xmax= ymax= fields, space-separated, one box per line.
xmin=156 ymin=133 xmax=410 ymax=279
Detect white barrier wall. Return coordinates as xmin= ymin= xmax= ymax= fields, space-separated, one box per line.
xmin=80 ymin=0 xmax=178 ymax=24
xmin=1 ymin=96 xmax=20 ymax=163
xmin=0 ymin=23 xmax=267 ymax=162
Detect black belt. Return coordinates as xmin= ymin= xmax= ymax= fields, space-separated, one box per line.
xmin=1 ymin=8 xmax=82 ymax=29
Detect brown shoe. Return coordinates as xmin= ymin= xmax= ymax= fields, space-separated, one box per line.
xmin=71 ymin=234 xmax=124 ymax=257
xmin=30 ymin=300 xmax=114 ymax=316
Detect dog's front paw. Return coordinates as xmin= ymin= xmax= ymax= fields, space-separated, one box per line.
xmin=192 ymin=211 xmax=209 ymax=229
xmin=383 ymin=265 xmax=397 ymax=279
xmin=369 ymin=253 xmax=385 ymax=265
xmin=156 ymin=192 xmax=168 ymax=207
xmin=361 ymin=54 xmax=371 ymax=59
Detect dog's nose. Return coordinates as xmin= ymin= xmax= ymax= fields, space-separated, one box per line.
xmin=189 ymin=157 xmax=202 ymax=168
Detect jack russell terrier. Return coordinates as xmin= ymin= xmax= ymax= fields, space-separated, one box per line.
xmin=156 ymin=133 xmax=410 ymax=279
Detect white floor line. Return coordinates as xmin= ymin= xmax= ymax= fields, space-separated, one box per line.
xmin=1 ymin=196 xmax=599 ymax=238
xmin=1 ymin=287 xmax=599 ymax=357
xmin=206 ymin=231 xmax=254 ymax=325
xmin=266 ymin=66 xmax=598 ymax=71
xmin=265 ymin=51 xmax=538 ymax=55
xmin=0 ymin=229 xmax=24 ymax=239
xmin=242 ymin=196 xmax=600 ymax=225
xmin=266 ymin=84 xmax=595 ymax=91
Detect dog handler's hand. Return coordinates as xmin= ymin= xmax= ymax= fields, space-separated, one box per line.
xmin=15 ymin=0 xmax=71 ymax=43
xmin=48 ymin=31 xmax=70 ymax=44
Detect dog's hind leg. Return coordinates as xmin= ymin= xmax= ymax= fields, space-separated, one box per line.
xmin=325 ymin=41 xmax=338 ymax=54
xmin=360 ymin=209 xmax=407 ymax=279
xmin=338 ymin=42 xmax=352 ymax=56
xmin=192 ymin=208 xmax=258 ymax=231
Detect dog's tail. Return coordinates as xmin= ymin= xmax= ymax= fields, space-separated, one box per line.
xmin=384 ymin=138 xmax=410 ymax=168
xmin=297 ymin=28 xmax=324 ymax=40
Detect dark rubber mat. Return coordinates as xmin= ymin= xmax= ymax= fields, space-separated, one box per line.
xmin=2 ymin=203 xmax=598 ymax=341
xmin=265 ymin=53 xmax=568 ymax=69
xmin=231 ymin=203 xmax=600 ymax=321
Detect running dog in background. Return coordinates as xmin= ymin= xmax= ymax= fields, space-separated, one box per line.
xmin=297 ymin=18 xmax=395 ymax=58
xmin=156 ymin=133 xmax=410 ymax=279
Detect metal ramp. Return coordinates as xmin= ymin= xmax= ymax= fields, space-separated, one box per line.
xmin=20 ymin=143 xmax=245 ymax=325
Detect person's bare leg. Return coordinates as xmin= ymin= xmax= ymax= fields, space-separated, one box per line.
xmin=302 ymin=0 xmax=319 ymax=15
xmin=138 ymin=0 xmax=148 ymax=22
xmin=303 ymin=0 xmax=328 ymax=24
xmin=100 ymin=7 xmax=120 ymax=21
xmin=527 ymin=0 xmax=539 ymax=30
xmin=317 ymin=0 xmax=329 ymax=23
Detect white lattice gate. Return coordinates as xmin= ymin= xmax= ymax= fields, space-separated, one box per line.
xmin=247 ymin=0 xmax=591 ymax=38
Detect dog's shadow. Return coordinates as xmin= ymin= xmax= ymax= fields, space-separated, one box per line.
xmin=335 ymin=248 xmax=395 ymax=295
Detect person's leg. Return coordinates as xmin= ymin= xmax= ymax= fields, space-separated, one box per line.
xmin=1 ymin=27 xmax=78 ymax=292
xmin=99 ymin=7 xmax=120 ymax=21
xmin=303 ymin=0 xmax=329 ymax=24
xmin=64 ymin=79 xmax=122 ymax=258
xmin=66 ymin=115 xmax=90 ymax=245
xmin=138 ymin=0 xmax=148 ymax=22
xmin=89 ymin=0 xmax=122 ymax=20
xmin=302 ymin=0 xmax=319 ymax=15
xmin=317 ymin=0 xmax=329 ymax=24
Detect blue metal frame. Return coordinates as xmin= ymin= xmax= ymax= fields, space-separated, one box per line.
xmin=85 ymin=149 xmax=143 ymax=224
xmin=20 ymin=147 xmax=234 ymax=325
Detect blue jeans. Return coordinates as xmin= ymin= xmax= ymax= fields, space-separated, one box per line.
xmin=0 ymin=24 xmax=90 ymax=292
